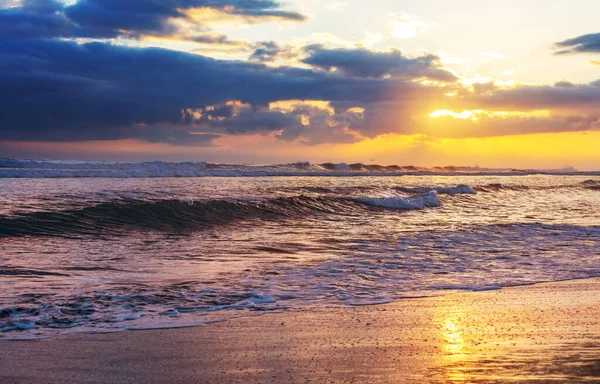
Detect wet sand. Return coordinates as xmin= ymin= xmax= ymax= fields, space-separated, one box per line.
xmin=1 ymin=278 xmax=599 ymax=383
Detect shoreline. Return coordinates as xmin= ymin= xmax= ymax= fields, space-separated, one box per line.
xmin=1 ymin=277 xmax=592 ymax=342
xmin=2 ymin=278 xmax=600 ymax=383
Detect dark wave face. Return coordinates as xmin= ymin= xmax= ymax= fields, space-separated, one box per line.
xmin=1 ymin=175 xmax=600 ymax=338
xmin=0 ymin=194 xmax=442 ymax=238
xmin=0 ymin=197 xmax=346 ymax=238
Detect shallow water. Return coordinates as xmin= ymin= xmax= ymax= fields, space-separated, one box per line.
xmin=1 ymin=173 xmax=600 ymax=338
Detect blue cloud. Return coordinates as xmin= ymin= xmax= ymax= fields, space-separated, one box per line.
xmin=0 ymin=0 xmax=306 ymax=41
xmin=0 ymin=38 xmax=427 ymax=144
xmin=555 ymin=33 xmax=600 ymax=54
xmin=301 ymin=45 xmax=458 ymax=82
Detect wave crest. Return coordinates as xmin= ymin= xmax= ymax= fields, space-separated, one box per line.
xmin=0 ymin=194 xmax=439 ymax=238
xmin=396 ymin=185 xmax=477 ymax=195
xmin=353 ymin=191 xmax=440 ymax=209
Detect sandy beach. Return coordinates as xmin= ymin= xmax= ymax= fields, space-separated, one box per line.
xmin=1 ymin=278 xmax=599 ymax=383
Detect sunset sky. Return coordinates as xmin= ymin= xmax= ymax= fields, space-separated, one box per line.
xmin=2 ymin=0 xmax=600 ymax=168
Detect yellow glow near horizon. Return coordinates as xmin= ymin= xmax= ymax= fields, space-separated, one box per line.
xmin=319 ymin=130 xmax=600 ymax=170
xmin=428 ymin=109 xmax=552 ymax=120
xmin=3 ymin=130 xmax=600 ymax=170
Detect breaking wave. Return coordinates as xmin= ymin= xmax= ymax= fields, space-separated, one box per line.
xmin=353 ymin=191 xmax=440 ymax=209
xmin=0 ymin=194 xmax=439 ymax=238
xmin=583 ymin=180 xmax=600 ymax=189
xmin=2 ymin=222 xmax=600 ymax=336
xmin=2 ymin=159 xmax=598 ymax=178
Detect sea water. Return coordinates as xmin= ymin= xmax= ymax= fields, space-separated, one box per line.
xmin=1 ymin=160 xmax=599 ymax=338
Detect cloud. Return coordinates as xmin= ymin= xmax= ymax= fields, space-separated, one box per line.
xmin=301 ymin=45 xmax=458 ymax=81
xmin=65 ymin=0 xmax=307 ymax=33
xmin=554 ymin=33 xmax=600 ymax=54
xmin=459 ymin=80 xmax=600 ymax=110
xmin=0 ymin=0 xmax=117 ymax=39
xmin=249 ymin=41 xmax=296 ymax=62
xmin=0 ymin=0 xmax=20 ymax=8
xmin=3 ymin=3 xmax=600 ymax=147
xmin=4 ymin=36 xmax=600 ymax=145
xmin=0 ymin=0 xmax=307 ymax=43
xmin=0 ymin=37 xmax=439 ymax=144
xmin=418 ymin=113 xmax=600 ymax=138
xmin=184 ymin=100 xmax=363 ymax=144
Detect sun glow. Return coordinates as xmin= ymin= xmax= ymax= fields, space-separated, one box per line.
xmin=428 ymin=109 xmax=552 ymax=120
xmin=429 ymin=110 xmax=480 ymax=120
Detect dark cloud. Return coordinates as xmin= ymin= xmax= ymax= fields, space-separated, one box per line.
xmin=194 ymin=105 xmax=300 ymax=135
xmin=0 ymin=0 xmax=117 ymax=39
xmin=65 ymin=0 xmax=306 ymax=37
xmin=2 ymin=2 xmax=599 ymax=146
xmin=554 ymin=33 xmax=600 ymax=54
xmin=460 ymin=81 xmax=600 ymax=110
xmin=184 ymin=101 xmax=363 ymax=144
xmin=3 ymin=37 xmax=599 ymax=145
xmin=249 ymin=41 xmax=295 ymax=62
xmin=0 ymin=0 xmax=306 ymax=42
xmin=301 ymin=45 xmax=458 ymax=82
xmin=129 ymin=124 xmax=221 ymax=146
xmin=229 ymin=8 xmax=306 ymax=21
xmin=0 ymin=37 xmax=432 ymax=144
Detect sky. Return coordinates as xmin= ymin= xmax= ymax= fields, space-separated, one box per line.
xmin=2 ymin=0 xmax=600 ymax=169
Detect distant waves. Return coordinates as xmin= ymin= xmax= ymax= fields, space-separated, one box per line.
xmin=1 ymin=159 xmax=597 ymax=178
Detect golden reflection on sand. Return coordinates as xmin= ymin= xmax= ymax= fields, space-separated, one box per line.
xmin=434 ymin=303 xmax=470 ymax=382
xmin=426 ymin=288 xmax=600 ymax=383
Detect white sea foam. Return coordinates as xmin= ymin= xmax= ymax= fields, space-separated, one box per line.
xmin=224 ymin=294 xmax=277 ymax=309
xmin=3 ymin=219 xmax=600 ymax=338
xmin=353 ymin=191 xmax=440 ymax=209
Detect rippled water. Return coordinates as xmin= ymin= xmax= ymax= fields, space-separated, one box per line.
xmin=1 ymin=175 xmax=599 ymax=338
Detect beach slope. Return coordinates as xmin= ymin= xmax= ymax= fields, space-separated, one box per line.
xmin=2 ymin=278 xmax=600 ymax=383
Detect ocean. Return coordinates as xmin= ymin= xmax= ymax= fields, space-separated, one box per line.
xmin=1 ymin=160 xmax=600 ymax=338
